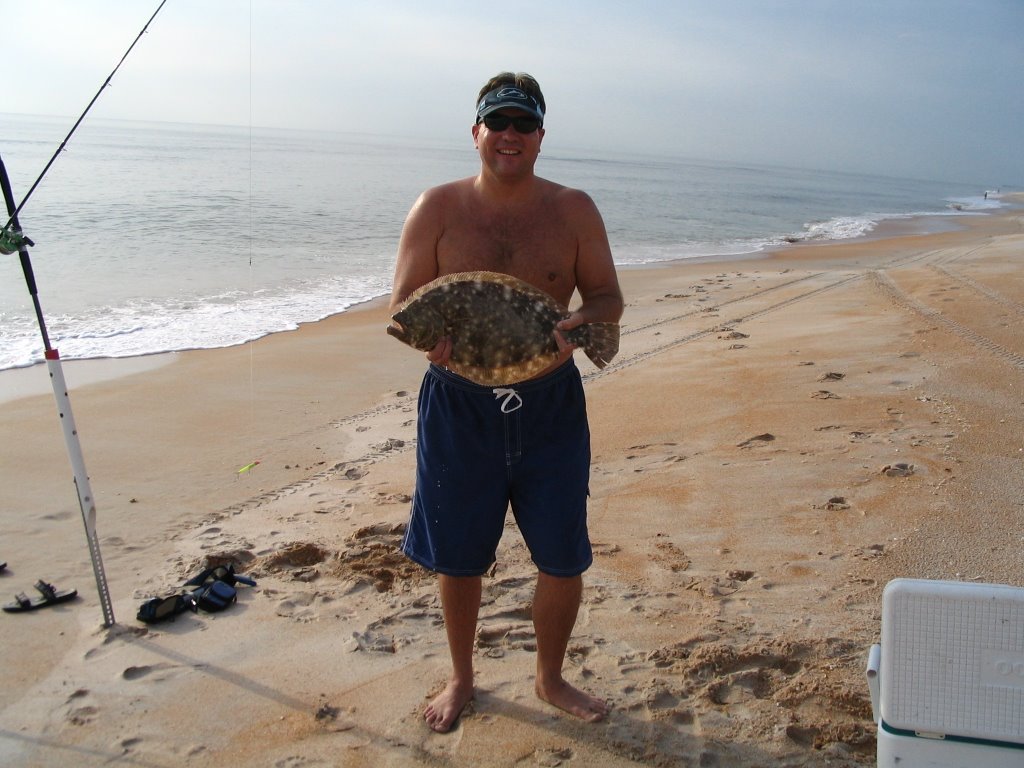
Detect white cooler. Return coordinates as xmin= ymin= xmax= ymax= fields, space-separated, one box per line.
xmin=867 ymin=578 xmax=1024 ymax=767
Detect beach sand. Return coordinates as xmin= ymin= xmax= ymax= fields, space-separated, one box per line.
xmin=1 ymin=201 xmax=1022 ymax=766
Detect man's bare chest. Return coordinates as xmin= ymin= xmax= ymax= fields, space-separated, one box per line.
xmin=436 ymin=208 xmax=577 ymax=299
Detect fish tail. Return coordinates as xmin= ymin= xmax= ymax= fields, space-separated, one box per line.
xmin=578 ymin=322 xmax=620 ymax=369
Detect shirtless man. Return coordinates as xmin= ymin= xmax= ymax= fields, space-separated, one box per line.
xmin=390 ymin=72 xmax=623 ymax=734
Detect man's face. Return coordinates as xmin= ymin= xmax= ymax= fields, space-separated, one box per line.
xmin=472 ymin=108 xmax=545 ymax=178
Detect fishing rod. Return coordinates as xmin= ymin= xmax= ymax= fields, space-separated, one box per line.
xmin=1 ymin=0 xmax=167 ymax=237
xmin=0 ymin=154 xmax=114 ymax=627
xmin=0 ymin=1 xmax=168 ymax=628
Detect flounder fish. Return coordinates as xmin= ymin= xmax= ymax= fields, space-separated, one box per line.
xmin=387 ymin=271 xmax=619 ymax=386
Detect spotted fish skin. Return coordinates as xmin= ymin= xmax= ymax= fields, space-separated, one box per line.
xmin=387 ymin=271 xmax=619 ymax=386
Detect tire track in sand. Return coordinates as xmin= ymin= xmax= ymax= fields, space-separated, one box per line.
xmin=869 ymin=270 xmax=1024 ymax=371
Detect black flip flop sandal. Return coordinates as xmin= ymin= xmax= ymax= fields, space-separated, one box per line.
xmin=136 ymin=593 xmax=197 ymax=624
xmin=2 ymin=580 xmax=78 ymax=613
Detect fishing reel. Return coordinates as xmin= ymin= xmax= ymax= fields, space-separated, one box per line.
xmin=0 ymin=226 xmax=33 ymax=255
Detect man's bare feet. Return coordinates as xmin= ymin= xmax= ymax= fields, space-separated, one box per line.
xmin=424 ymin=679 xmax=474 ymax=733
xmin=536 ymin=676 xmax=609 ymax=722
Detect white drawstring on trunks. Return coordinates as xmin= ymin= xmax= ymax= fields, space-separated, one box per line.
xmin=492 ymin=387 xmax=523 ymax=414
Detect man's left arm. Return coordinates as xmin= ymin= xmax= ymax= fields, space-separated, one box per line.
xmin=552 ymin=190 xmax=623 ymax=363
xmin=559 ymin=189 xmax=623 ymax=331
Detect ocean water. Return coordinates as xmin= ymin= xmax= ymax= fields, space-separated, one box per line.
xmin=0 ymin=113 xmax=1004 ymax=372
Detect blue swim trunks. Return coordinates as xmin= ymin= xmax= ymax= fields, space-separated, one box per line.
xmin=401 ymin=360 xmax=593 ymax=577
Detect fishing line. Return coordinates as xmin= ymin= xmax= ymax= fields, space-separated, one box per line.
xmin=249 ymin=0 xmax=255 ymax=429
xmin=241 ymin=0 xmax=260 ymax=476
xmin=1 ymin=0 xmax=168 ymax=238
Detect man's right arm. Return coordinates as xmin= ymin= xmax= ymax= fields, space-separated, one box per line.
xmin=390 ymin=188 xmax=446 ymax=310
xmin=390 ymin=187 xmax=453 ymax=365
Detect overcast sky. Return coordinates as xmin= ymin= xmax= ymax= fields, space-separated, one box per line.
xmin=4 ymin=1 xmax=1022 ymax=186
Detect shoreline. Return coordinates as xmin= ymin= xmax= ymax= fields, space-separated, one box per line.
xmin=1 ymin=199 xmax=1023 ymax=766
xmin=2 ymin=202 xmax=1014 ymax=406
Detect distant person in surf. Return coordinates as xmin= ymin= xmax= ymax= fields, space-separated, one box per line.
xmin=389 ymin=71 xmax=623 ymax=733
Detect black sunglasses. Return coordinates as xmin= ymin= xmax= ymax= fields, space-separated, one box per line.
xmin=480 ymin=114 xmax=542 ymax=134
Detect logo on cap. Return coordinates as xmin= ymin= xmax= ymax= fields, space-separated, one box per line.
xmin=495 ymin=87 xmax=528 ymax=101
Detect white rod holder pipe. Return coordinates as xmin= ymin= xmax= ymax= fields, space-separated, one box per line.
xmin=46 ymin=349 xmax=115 ymax=627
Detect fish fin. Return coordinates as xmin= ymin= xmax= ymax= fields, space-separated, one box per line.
xmin=580 ymin=323 xmax=620 ymax=369
xmin=399 ymin=271 xmax=503 ymax=306
xmin=400 ymin=271 xmax=568 ymax=313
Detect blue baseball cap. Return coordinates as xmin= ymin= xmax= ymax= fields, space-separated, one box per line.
xmin=476 ymin=85 xmax=544 ymax=125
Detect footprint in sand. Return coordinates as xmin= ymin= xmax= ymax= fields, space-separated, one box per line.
xmin=480 ymin=603 xmax=533 ymax=622
xmin=737 ymin=433 xmax=775 ymax=448
xmin=590 ymin=542 xmax=621 ymax=557
xmin=253 ymin=541 xmax=331 ymax=583
xmin=785 ymin=724 xmax=820 ymax=746
xmin=708 ymin=668 xmax=775 ymax=705
xmin=530 ymin=746 xmax=575 ymax=767
xmin=314 ymin=700 xmax=357 ymax=733
xmin=260 ymin=542 xmax=330 ymax=569
xmin=118 ymin=736 xmax=144 ymax=751
xmin=476 ymin=623 xmax=536 ymax=657
xmin=63 ymin=689 xmax=100 ymax=726
xmin=641 ymin=680 xmax=684 ymax=711
xmin=653 ymin=540 xmax=691 ymax=572
xmin=122 ymin=663 xmax=179 ymax=681
xmin=643 ymin=634 xmax=717 ymax=668
xmin=350 ymin=629 xmax=397 ymax=654
xmin=275 ymin=591 xmax=321 ymax=622
xmin=41 ymin=509 xmax=75 ymax=522
xmin=371 ymin=491 xmax=412 ymax=505
xmin=274 ymin=757 xmax=332 ymax=768
xmin=624 ymin=443 xmax=687 ymax=472
xmin=313 ymin=500 xmax=352 ymax=516
xmin=371 ymin=438 xmax=406 ymax=453
xmin=881 ymin=462 xmax=915 ymax=476
xmin=698 ymin=639 xmax=805 ymax=690
xmin=67 ymin=705 xmax=99 ymax=726
xmin=329 ymin=524 xmax=430 ymax=593
xmin=854 ymin=544 xmax=885 ymax=559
